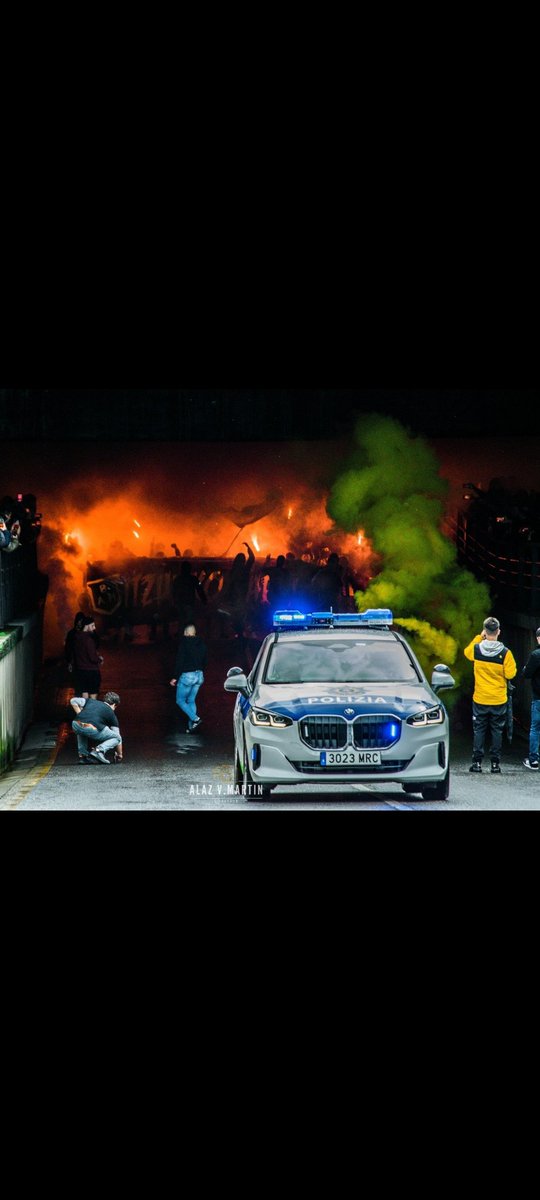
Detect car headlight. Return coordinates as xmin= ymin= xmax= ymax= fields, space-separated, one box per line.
xmin=250 ymin=708 xmax=293 ymax=729
xmin=407 ymin=706 xmax=444 ymax=727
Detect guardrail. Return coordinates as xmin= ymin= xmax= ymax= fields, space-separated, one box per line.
xmin=445 ymin=513 xmax=540 ymax=610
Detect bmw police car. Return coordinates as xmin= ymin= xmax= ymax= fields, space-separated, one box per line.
xmin=224 ymin=609 xmax=455 ymax=800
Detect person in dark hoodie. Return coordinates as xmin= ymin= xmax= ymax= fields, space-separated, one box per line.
xmin=169 ymin=623 xmax=208 ymax=732
xmin=521 ymin=627 xmax=540 ymax=771
xmin=64 ymin=611 xmax=88 ymax=675
xmin=464 ymin=616 xmax=517 ymax=775
xmin=71 ymin=616 xmax=103 ymax=699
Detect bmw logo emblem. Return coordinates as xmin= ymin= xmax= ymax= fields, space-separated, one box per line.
xmin=344 ymin=708 xmax=355 ymax=717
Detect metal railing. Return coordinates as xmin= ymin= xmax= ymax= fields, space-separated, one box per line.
xmin=445 ymin=513 xmax=540 ymax=610
xmin=0 ymin=544 xmax=41 ymax=628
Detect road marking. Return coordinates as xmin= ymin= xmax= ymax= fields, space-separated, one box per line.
xmin=0 ymin=724 xmax=69 ymax=811
xmin=351 ymin=784 xmax=413 ymax=810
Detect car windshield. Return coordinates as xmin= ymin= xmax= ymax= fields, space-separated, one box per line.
xmin=264 ymin=638 xmax=419 ymax=684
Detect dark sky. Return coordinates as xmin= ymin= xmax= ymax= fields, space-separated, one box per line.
xmin=1 ymin=388 xmax=537 ymax=440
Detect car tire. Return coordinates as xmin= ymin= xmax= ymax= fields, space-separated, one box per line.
xmin=402 ymin=769 xmax=450 ymax=801
xmin=421 ymin=767 xmax=450 ymax=802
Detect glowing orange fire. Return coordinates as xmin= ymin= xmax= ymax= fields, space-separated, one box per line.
xmin=40 ymin=451 xmax=377 ymax=655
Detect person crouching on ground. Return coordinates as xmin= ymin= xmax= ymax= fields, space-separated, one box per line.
xmin=464 ymin=616 xmax=517 ymax=774
xmin=70 ymin=691 xmax=123 ymax=764
xmin=170 ymin=623 xmax=207 ymax=732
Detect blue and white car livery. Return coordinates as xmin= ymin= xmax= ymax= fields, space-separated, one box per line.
xmin=224 ymin=609 xmax=455 ymax=800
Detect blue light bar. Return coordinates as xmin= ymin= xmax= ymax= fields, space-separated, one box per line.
xmin=272 ymin=609 xmax=393 ymax=629
xmin=272 ymin=610 xmax=307 ymax=625
xmin=340 ymin=609 xmax=394 ymax=627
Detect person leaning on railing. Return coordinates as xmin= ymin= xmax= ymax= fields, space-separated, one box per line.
xmin=0 ymin=515 xmax=20 ymax=552
xmin=0 ymin=498 xmax=21 ymax=552
xmin=0 ymin=515 xmax=12 ymax=550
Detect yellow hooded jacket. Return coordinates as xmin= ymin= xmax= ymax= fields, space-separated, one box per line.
xmin=464 ymin=634 xmax=517 ymax=705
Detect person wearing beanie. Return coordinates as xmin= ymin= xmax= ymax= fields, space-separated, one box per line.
xmin=464 ymin=617 xmax=517 ymax=774
xmin=70 ymin=616 xmax=104 ymax=698
xmin=521 ymin=628 xmax=540 ymax=770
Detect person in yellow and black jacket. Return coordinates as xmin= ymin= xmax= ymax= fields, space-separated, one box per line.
xmin=464 ymin=616 xmax=517 ymax=774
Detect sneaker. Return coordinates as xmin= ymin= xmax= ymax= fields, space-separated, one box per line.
xmin=190 ymin=717 xmax=202 ymax=732
xmin=491 ymin=761 xmax=502 ymax=774
xmin=523 ymin=759 xmax=539 ymax=771
xmin=469 ymin=762 xmax=482 ymax=773
xmin=89 ymin=749 xmax=111 ymax=765
xmin=78 ymin=755 xmax=92 ymax=764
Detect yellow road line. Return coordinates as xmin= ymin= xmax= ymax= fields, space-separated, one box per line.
xmin=1 ymin=724 xmax=69 ymax=811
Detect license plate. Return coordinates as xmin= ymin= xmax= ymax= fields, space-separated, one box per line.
xmin=320 ymin=750 xmax=382 ymax=767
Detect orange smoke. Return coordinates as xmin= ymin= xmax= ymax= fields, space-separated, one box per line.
xmin=34 ymin=449 xmax=377 ymax=654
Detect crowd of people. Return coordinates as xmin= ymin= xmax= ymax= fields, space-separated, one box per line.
xmin=88 ymin=545 xmax=367 ymax=648
xmin=198 ymin=544 xmax=365 ymax=639
xmin=0 ymin=493 xmax=41 ymax=553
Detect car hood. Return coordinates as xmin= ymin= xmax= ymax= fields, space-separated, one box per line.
xmin=254 ymin=682 xmax=438 ymax=721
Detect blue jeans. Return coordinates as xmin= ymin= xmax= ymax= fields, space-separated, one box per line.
xmin=72 ymin=721 xmax=122 ymax=756
xmin=176 ymin=671 xmax=204 ymax=729
xmin=529 ymin=699 xmax=540 ymax=765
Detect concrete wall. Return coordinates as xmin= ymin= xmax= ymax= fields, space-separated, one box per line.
xmin=0 ymin=614 xmax=39 ymax=773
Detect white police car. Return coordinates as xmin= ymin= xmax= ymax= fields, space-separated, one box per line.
xmin=224 ymin=609 xmax=455 ymax=800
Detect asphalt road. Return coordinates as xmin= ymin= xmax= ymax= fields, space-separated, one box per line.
xmin=1 ymin=631 xmax=539 ymax=810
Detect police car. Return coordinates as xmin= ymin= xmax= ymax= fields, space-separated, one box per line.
xmin=224 ymin=609 xmax=455 ymax=800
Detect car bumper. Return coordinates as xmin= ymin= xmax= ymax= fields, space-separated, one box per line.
xmin=244 ymin=728 xmax=448 ymax=785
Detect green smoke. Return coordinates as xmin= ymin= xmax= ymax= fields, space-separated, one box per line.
xmin=327 ymin=414 xmax=492 ymax=693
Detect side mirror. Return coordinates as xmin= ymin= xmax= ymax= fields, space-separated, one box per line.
xmin=431 ymin=663 xmax=455 ymax=691
xmin=224 ymin=669 xmax=250 ymax=696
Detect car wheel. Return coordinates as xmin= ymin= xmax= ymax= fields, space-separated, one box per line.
xmin=421 ymin=768 xmax=450 ymax=802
